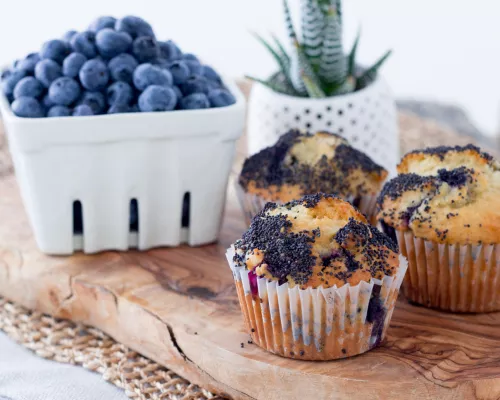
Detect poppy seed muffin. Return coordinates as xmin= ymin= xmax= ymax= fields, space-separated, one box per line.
xmin=234 ymin=194 xmax=400 ymax=289
xmin=377 ymin=144 xmax=500 ymax=312
xmin=237 ymin=130 xmax=388 ymax=224
xmin=227 ymin=193 xmax=407 ymax=360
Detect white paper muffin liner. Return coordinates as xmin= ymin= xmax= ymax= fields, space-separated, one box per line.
xmin=396 ymin=229 xmax=500 ymax=312
xmin=226 ymin=247 xmax=408 ymax=360
xmin=235 ymin=183 xmax=379 ymax=226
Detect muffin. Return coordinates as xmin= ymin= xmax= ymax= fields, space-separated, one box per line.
xmin=226 ymin=193 xmax=407 ymax=360
xmin=377 ymin=144 xmax=500 ymax=312
xmin=237 ymin=130 xmax=388 ymax=225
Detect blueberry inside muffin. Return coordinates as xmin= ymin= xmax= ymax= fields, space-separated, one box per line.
xmin=377 ymin=144 xmax=500 ymax=244
xmin=239 ymin=130 xmax=388 ymax=203
xmin=233 ymin=193 xmax=400 ymax=290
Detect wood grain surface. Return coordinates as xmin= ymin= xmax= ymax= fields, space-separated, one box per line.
xmin=1 ymin=117 xmax=500 ymax=400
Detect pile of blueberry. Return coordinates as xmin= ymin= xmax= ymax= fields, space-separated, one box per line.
xmin=1 ymin=16 xmax=236 ymax=118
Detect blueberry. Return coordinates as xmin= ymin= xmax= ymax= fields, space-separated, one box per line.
xmin=95 ymin=28 xmax=132 ymax=59
xmin=179 ymin=75 xmax=210 ymax=96
xmin=138 ymin=85 xmax=177 ymax=112
xmin=17 ymin=53 xmax=41 ymax=74
xmin=40 ymin=39 xmax=70 ymax=63
xmin=168 ymin=61 xmax=190 ymax=85
xmin=180 ymin=93 xmax=210 ymax=110
xmin=208 ymin=89 xmax=236 ymax=108
xmin=1 ymin=69 xmax=11 ymax=81
xmin=133 ymin=63 xmax=172 ymax=91
xmin=153 ymin=59 xmax=171 ymax=70
xmin=132 ymin=36 xmax=159 ymax=63
xmin=42 ymin=93 xmax=54 ymax=108
xmin=70 ymin=31 xmax=97 ymax=58
xmin=366 ymin=288 xmax=386 ymax=346
xmin=89 ymin=16 xmax=117 ymax=32
xmin=11 ymin=97 xmax=44 ymax=118
xmin=172 ymin=85 xmax=183 ymax=102
xmin=77 ymin=91 xmax=106 ymax=114
xmin=79 ymin=59 xmax=109 ymax=90
xmin=62 ymin=53 xmax=87 ymax=78
xmin=107 ymin=81 xmax=134 ymax=106
xmin=35 ymin=59 xmax=62 ymax=87
xmin=158 ymin=40 xmax=182 ymax=60
xmin=13 ymin=77 xmax=44 ymax=99
xmin=115 ymin=16 xmax=155 ymax=39
xmin=185 ymin=60 xmax=202 ymax=75
xmin=201 ymin=65 xmax=222 ymax=84
xmin=1 ymin=69 xmax=26 ymax=96
xmin=108 ymin=53 xmax=138 ymax=83
xmin=207 ymin=79 xmax=221 ymax=91
xmin=48 ymin=77 xmax=81 ymax=106
xmin=72 ymin=104 xmax=94 ymax=116
xmin=63 ymin=30 xmax=77 ymax=42
xmin=183 ymin=53 xmax=199 ymax=62
xmin=107 ymin=104 xmax=131 ymax=114
xmin=47 ymin=105 xmax=70 ymax=117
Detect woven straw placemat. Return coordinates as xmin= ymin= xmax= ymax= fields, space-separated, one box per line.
xmin=0 ymin=297 xmax=220 ymax=400
xmin=0 ymin=107 xmax=482 ymax=399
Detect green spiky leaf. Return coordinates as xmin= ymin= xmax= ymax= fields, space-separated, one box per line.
xmin=268 ymin=71 xmax=300 ymax=94
xmin=318 ymin=8 xmax=346 ymax=85
xmin=301 ymin=73 xmax=326 ymax=98
xmin=271 ymin=34 xmax=291 ymax=65
xmin=300 ymin=0 xmax=325 ymax=67
xmin=283 ymin=0 xmax=307 ymax=94
xmin=251 ymin=32 xmax=293 ymax=87
xmin=329 ymin=76 xmax=355 ymax=95
xmin=296 ymin=41 xmax=325 ymax=96
xmin=245 ymin=75 xmax=299 ymax=96
xmin=334 ymin=0 xmax=342 ymax=22
xmin=348 ymin=29 xmax=361 ymax=76
xmin=317 ymin=0 xmax=331 ymax=14
xmin=356 ymin=49 xmax=392 ymax=89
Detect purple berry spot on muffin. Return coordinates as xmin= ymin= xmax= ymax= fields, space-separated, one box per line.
xmin=366 ymin=286 xmax=387 ymax=346
xmin=248 ymin=270 xmax=259 ymax=296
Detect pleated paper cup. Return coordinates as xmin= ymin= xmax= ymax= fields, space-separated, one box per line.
xmin=235 ymin=183 xmax=379 ymax=226
xmin=226 ymin=247 xmax=408 ymax=360
xmin=395 ymin=229 xmax=500 ymax=313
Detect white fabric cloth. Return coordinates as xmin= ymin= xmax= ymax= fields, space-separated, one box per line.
xmin=0 ymin=332 xmax=126 ymax=400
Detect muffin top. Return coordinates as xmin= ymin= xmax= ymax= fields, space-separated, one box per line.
xmin=239 ymin=130 xmax=387 ymax=202
xmin=377 ymin=144 xmax=500 ymax=244
xmin=232 ymin=193 xmax=400 ymax=289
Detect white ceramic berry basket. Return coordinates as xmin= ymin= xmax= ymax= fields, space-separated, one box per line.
xmin=247 ymin=76 xmax=399 ymax=175
xmin=0 ymin=78 xmax=246 ymax=255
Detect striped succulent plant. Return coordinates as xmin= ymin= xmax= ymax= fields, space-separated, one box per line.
xmin=247 ymin=0 xmax=391 ymax=98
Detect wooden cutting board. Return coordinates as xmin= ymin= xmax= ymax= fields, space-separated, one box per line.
xmin=1 ymin=130 xmax=500 ymax=400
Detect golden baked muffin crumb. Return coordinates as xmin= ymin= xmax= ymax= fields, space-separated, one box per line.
xmin=239 ymin=130 xmax=388 ymax=203
xmin=378 ymin=144 xmax=500 ymax=244
xmin=233 ymin=193 xmax=400 ymax=289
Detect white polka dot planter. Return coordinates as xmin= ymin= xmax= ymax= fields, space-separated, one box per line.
xmin=247 ymin=76 xmax=399 ymax=175
xmin=0 ymin=78 xmax=245 ymax=255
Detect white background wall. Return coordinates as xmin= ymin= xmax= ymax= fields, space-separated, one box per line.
xmin=1 ymin=0 xmax=499 ymax=135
